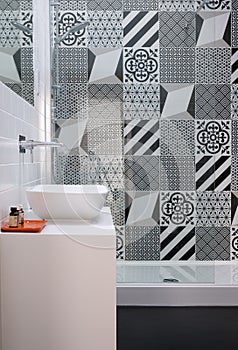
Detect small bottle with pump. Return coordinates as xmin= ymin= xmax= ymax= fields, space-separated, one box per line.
xmin=18 ymin=205 xmax=24 ymax=225
xmin=9 ymin=207 xmax=19 ymax=228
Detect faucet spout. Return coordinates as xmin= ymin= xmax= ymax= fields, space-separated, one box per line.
xmin=19 ymin=135 xmax=64 ymax=153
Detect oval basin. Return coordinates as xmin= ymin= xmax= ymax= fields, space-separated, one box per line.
xmin=26 ymin=184 xmax=108 ymax=220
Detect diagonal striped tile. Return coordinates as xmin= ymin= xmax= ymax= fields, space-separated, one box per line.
xmin=196 ymin=155 xmax=231 ymax=191
xmin=231 ymin=48 xmax=238 ymax=83
xmin=124 ymin=120 xmax=159 ymax=155
xmin=123 ymin=11 xmax=159 ymax=47
xmin=160 ymin=225 xmax=195 ymax=260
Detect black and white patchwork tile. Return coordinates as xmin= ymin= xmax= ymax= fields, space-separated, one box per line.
xmin=124 ymin=48 xmax=159 ymax=83
xmin=195 ymin=84 xmax=231 ymax=119
xmin=124 ymin=156 xmax=160 ymax=191
xmin=21 ymin=48 xmax=33 ymax=83
xmin=232 ymin=11 xmax=238 ymax=47
xmin=106 ymin=189 xmax=125 ymax=226
xmin=59 ymin=0 xmax=86 ymax=11
xmin=123 ymin=11 xmax=159 ymax=47
xmin=20 ymin=0 xmax=33 ymax=11
xmin=88 ymin=84 xmax=122 ymax=119
xmin=231 ymin=227 xmax=238 ymax=260
xmin=58 ymin=48 xmax=87 ymax=83
xmin=196 ymin=11 xmax=231 ymax=47
xmin=124 ymin=120 xmax=159 ymax=155
xmin=231 ymin=156 xmax=238 ymax=190
xmin=55 ymin=83 xmax=88 ymax=119
xmin=196 ymin=227 xmax=230 ymax=261
xmin=232 ymin=0 xmax=238 ymax=9
xmin=116 ymin=226 xmax=125 ymax=260
xmin=160 ymin=48 xmax=195 ymax=83
xmin=22 ymin=82 xmax=34 ymax=105
xmin=198 ymin=0 xmax=231 ymax=10
xmin=231 ymin=84 xmax=238 ymax=119
xmin=232 ymin=48 xmax=238 ymax=83
xmin=95 ymin=155 xmax=124 ymax=189
xmin=232 ymin=120 xmax=238 ymax=154
xmin=88 ymin=48 xmax=122 ymax=84
xmin=0 ymin=10 xmax=21 ymax=47
xmin=160 ymin=156 xmax=195 ymax=191
xmin=125 ymin=226 xmax=160 ymax=260
xmin=55 ymin=11 xmax=87 ymax=47
xmin=231 ymin=192 xmax=238 ymax=226
xmin=160 ymin=191 xmax=196 ymax=226
xmin=160 ymin=225 xmax=195 ymax=260
xmin=196 ymin=155 xmax=231 ymax=191
xmin=196 ymin=48 xmax=231 ymax=84
xmin=160 ymin=120 xmax=195 ymax=156
xmin=0 ymin=0 xmax=20 ymax=10
xmin=159 ymin=0 xmax=195 ymax=11
xmin=160 ymin=83 xmax=195 ymax=119
xmin=87 ymin=0 xmax=122 ymax=10
xmin=125 ymin=191 xmax=159 ymax=226
xmin=20 ymin=11 xmax=33 ymax=47
xmin=123 ymin=0 xmax=158 ymax=10
xmin=88 ymin=11 xmax=123 ymax=48
xmin=196 ymin=120 xmax=231 ymax=155
xmin=86 ymin=118 xmax=123 ymax=155
xmin=123 ymin=84 xmax=160 ymax=119
xmin=196 ymin=191 xmax=231 ymax=226
xmin=160 ymin=12 xmax=195 ymax=48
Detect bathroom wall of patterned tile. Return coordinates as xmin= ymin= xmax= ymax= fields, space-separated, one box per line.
xmin=52 ymin=0 xmax=237 ymax=261
xmin=0 ymin=0 xmax=33 ymax=104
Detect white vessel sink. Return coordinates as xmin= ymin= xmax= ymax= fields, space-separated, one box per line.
xmin=26 ymin=184 xmax=108 ymax=220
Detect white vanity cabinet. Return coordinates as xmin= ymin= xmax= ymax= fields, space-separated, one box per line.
xmin=0 ymin=208 xmax=116 ymax=350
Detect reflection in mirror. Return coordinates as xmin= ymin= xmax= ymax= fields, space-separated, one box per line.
xmin=0 ymin=0 xmax=34 ymax=105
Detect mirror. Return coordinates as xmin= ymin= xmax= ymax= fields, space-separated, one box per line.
xmin=0 ymin=0 xmax=34 ymax=105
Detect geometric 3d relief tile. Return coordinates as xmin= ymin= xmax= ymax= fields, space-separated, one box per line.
xmin=5 ymin=82 xmax=22 ymax=97
xmin=160 ymin=48 xmax=195 ymax=83
xmin=160 ymin=120 xmax=195 ymax=156
xmin=88 ymin=11 xmax=123 ymax=48
xmin=196 ymin=227 xmax=230 ymax=261
xmin=160 ymin=83 xmax=195 ymax=119
xmin=125 ymin=156 xmax=160 ymax=191
xmin=196 ymin=155 xmax=231 ymax=191
xmin=160 ymin=191 xmax=196 ymax=226
xmin=58 ymin=48 xmax=88 ymax=83
xmin=88 ymin=48 xmax=122 ymax=84
xmin=160 ymin=225 xmax=195 ymax=260
xmin=87 ymin=0 xmax=122 ymax=10
xmin=123 ymin=0 xmax=158 ymax=10
xmin=160 ymin=156 xmax=195 ymax=191
xmin=159 ymin=0 xmax=195 ymax=10
xmin=160 ymin=12 xmax=195 ymax=47
xmin=196 ymin=191 xmax=231 ymax=227
xmin=195 ymin=84 xmax=231 ymax=119
xmin=123 ymin=84 xmax=160 ymax=118
xmin=124 ymin=48 xmax=159 ymax=83
xmin=196 ymin=48 xmax=231 ymax=84
xmin=125 ymin=226 xmax=160 ymax=261
xmin=55 ymin=83 xmax=88 ymax=119
xmin=196 ymin=120 xmax=231 ymax=155
xmin=116 ymin=226 xmax=125 ymax=260
xmin=56 ymin=11 xmax=87 ymax=47
xmin=123 ymin=11 xmax=159 ymax=47
xmin=124 ymin=120 xmax=160 ymax=155
xmin=231 ymin=227 xmax=238 ymax=260
xmin=196 ymin=11 xmax=231 ymax=47
xmin=125 ymin=191 xmax=159 ymax=226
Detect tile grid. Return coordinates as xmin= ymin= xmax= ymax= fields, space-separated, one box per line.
xmin=52 ymin=1 xmax=236 ymax=261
